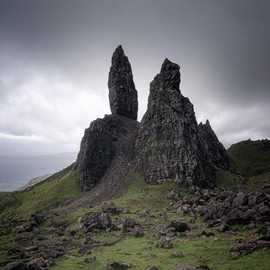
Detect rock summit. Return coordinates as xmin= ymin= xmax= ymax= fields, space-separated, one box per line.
xmin=76 ymin=46 xmax=230 ymax=191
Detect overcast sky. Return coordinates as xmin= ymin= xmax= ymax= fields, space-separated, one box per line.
xmin=0 ymin=0 xmax=269 ymax=156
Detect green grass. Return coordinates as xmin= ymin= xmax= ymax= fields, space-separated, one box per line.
xmin=228 ymin=139 xmax=270 ymax=177
xmin=0 ymin=192 xmax=18 ymax=213
xmin=1 ymin=165 xmax=270 ymax=269
xmin=215 ymin=169 xmax=243 ymax=188
xmin=113 ymin=173 xmax=177 ymax=211
xmin=52 ymin=233 xmax=270 ymax=270
xmin=16 ymin=169 xmax=80 ymax=216
xmin=247 ymin=171 xmax=270 ymax=190
xmin=0 ymin=167 xmax=81 ymax=218
xmin=51 ymin=173 xmax=270 ymax=270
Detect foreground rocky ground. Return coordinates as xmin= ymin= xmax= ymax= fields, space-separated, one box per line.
xmin=1 ymin=169 xmax=270 ymax=270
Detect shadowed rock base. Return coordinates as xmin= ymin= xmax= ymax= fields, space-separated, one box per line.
xmin=77 ymin=115 xmax=138 ymax=191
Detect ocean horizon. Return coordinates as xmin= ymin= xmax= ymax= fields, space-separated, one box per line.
xmin=0 ymin=152 xmax=76 ymax=192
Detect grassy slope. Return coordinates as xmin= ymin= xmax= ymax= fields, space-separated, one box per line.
xmin=0 ymin=167 xmax=82 ymax=267
xmin=228 ymin=139 xmax=270 ymax=177
xmin=50 ymin=175 xmax=270 ymax=270
xmin=0 ymin=166 xmax=81 ymax=218
xmin=215 ymin=169 xmax=243 ymax=188
xmin=15 ymin=169 xmax=80 ymax=216
xmin=1 ymin=162 xmax=270 ymax=269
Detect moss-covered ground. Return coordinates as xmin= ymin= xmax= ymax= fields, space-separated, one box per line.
xmin=1 ymin=169 xmax=270 ymax=269
xmin=0 ymin=167 xmax=81 ymax=218
xmin=54 ymin=174 xmax=270 ymax=269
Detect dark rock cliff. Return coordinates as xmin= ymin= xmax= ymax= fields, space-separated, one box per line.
xmin=77 ymin=114 xmax=138 ymax=191
xmin=77 ymin=47 xmax=229 ymax=191
xmin=77 ymin=46 xmax=138 ymax=191
xmin=108 ymin=45 xmax=138 ymax=120
xmin=198 ymin=120 xmax=230 ymax=170
xmin=135 ymin=59 xmax=215 ymax=187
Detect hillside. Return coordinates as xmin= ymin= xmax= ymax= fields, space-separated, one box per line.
xmin=0 ymin=152 xmax=76 ymax=191
xmin=0 ymin=47 xmax=270 ymax=270
xmin=228 ymin=139 xmax=270 ymax=188
xmin=228 ymin=139 xmax=270 ymax=177
xmin=0 ymin=167 xmax=270 ymax=270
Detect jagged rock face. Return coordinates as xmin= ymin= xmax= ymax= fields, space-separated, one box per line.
xmin=198 ymin=120 xmax=230 ymax=170
xmin=136 ymin=59 xmax=215 ymax=187
xmin=76 ymin=47 xmax=229 ymax=191
xmin=77 ymin=114 xmax=138 ymax=191
xmin=108 ymin=45 xmax=138 ymax=120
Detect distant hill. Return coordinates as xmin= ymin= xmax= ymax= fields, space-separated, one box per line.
xmin=0 ymin=152 xmax=76 ymax=191
xmin=228 ymin=139 xmax=270 ymax=177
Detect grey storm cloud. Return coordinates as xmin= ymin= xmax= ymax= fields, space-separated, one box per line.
xmin=0 ymin=0 xmax=270 ymax=155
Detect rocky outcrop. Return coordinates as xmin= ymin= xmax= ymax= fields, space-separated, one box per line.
xmin=77 ymin=114 xmax=138 ymax=191
xmin=77 ymin=46 xmax=138 ymax=191
xmin=76 ymin=47 xmax=232 ymax=191
xmin=108 ymin=45 xmax=138 ymax=120
xmin=171 ymin=186 xmax=270 ymax=230
xmin=81 ymin=212 xmax=112 ymax=232
xmin=135 ymin=59 xmax=215 ymax=187
xmin=230 ymin=238 xmax=270 ymax=257
xmin=198 ymin=120 xmax=230 ymax=170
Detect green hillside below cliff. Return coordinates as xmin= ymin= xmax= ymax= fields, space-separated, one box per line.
xmin=1 ymin=154 xmax=270 ymax=270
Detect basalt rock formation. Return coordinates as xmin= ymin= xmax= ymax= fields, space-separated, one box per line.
xmin=77 ymin=46 xmax=228 ymax=191
xmin=77 ymin=46 xmax=138 ymax=191
xmin=135 ymin=59 xmax=215 ymax=187
xmin=108 ymin=45 xmax=138 ymax=120
xmin=198 ymin=120 xmax=230 ymax=170
xmin=77 ymin=114 xmax=138 ymax=191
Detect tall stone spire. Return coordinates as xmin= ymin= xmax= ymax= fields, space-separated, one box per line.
xmin=76 ymin=46 xmax=139 ymax=191
xmin=108 ymin=45 xmax=138 ymax=120
xmin=136 ymin=58 xmax=215 ymax=187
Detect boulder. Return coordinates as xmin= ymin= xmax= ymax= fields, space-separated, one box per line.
xmin=27 ymin=257 xmax=48 ymax=270
xmin=84 ymin=256 xmax=96 ymax=264
xmin=102 ymin=202 xmax=122 ymax=215
xmin=230 ymin=239 xmax=270 ymax=256
xmin=172 ymin=251 xmax=185 ymax=257
xmin=167 ymin=190 xmax=179 ymax=201
xmin=121 ymin=218 xmax=144 ymax=237
xmin=107 ymin=262 xmax=130 ymax=270
xmin=168 ymin=220 xmax=190 ymax=233
xmin=157 ymin=236 xmax=173 ymax=249
xmin=232 ymin=192 xmax=248 ymax=207
xmin=81 ymin=212 xmax=112 ymax=232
